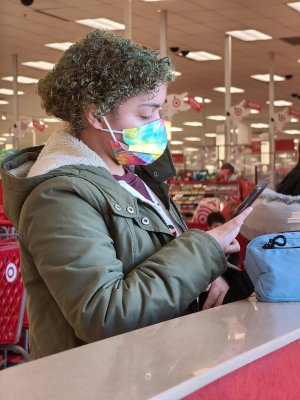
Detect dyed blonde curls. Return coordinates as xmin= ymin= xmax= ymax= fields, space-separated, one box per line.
xmin=37 ymin=29 xmax=174 ymax=136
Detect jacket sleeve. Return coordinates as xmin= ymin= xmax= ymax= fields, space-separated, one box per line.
xmin=20 ymin=179 xmax=228 ymax=343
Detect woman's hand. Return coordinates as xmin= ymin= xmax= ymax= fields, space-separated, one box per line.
xmin=202 ymin=276 xmax=229 ymax=310
xmin=206 ymin=207 xmax=252 ymax=254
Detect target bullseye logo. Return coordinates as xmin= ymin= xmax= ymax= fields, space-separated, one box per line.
xmin=172 ymin=97 xmax=181 ymax=108
xmin=5 ymin=263 xmax=17 ymax=283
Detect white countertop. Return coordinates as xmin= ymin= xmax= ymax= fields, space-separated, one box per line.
xmin=1 ymin=297 xmax=300 ymax=400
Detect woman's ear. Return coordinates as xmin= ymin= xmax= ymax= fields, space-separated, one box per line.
xmin=84 ymin=105 xmax=105 ymax=130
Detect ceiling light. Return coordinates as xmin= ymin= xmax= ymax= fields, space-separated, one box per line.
xmin=0 ymin=138 xmax=7 ymax=142
xmin=174 ymin=71 xmax=182 ymax=76
xmin=266 ymin=100 xmax=293 ymax=106
xmin=1 ymin=133 xmax=11 ymax=136
xmin=22 ymin=61 xmax=55 ymax=70
xmin=184 ymin=137 xmax=201 ymax=141
xmin=291 ymin=118 xmax=298 ymax=122
xmin=76 ymin=18 xmax=125 ymax=30
xmin=251 ymin=123 xmax=269 ymax=128
xmin=213 ymin=86 xmax=245 ymax=93
xmin=189 ymin=96 xmax=211 ymax=104
xmin=251 ymin=74 xmax=285 ymax=82
xmin=171 ymin=127 xmax=183 ymax=132
xmin=250 ymin=109 xmax=260 ymax=114
xmin=0 ymin=89 xmax=24 ymax=95
xmin=45 ymin=42 xmax=74 ymax=51
xmin=207 ymin=115 xmax=226 ymax=121
xmin=2 ymin=76 xmax=39 ymax=84
xmin=184 ymin=51 xmax=221 ymax=61
xmin=185 ymin=147 xmax=199 ymax=151
xmin=43 ymin=117 xmax=61 ymax=123
xmin=170 ymin=140 xmax=183 ymax=145
xmin=1 ymin=114 xmax=6 ymax=120
xmin=183 ymin=121 xmax=203 ymax=127
xmin=0 ymin=100 xmax=9 ymax=105
xmin=284 ymin=129 xmax=300 ymax=134
xmin=226 ymin=29 xmax=272 ymax=41
xmin=205 ymin=133 xmax=217 ymax=137
xmin=287 ymin=2 xmax=300 ymax=12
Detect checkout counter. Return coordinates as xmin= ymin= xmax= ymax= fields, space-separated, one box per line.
xmin=1 ymin=297 xmax=300 ymax=399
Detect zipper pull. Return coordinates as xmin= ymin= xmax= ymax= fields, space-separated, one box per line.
xmin=262 ymin=234 xmax=287 ymax=249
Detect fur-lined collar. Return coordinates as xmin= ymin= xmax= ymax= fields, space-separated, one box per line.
xmin=28 ymin=130 xmax=109 ymax=177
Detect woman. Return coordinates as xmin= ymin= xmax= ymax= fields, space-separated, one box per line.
xmin=1 ymin=30 xmax=252 ymax=360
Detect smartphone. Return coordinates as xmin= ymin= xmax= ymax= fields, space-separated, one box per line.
xmin=227 ymin=178 xmax=271 ymax=221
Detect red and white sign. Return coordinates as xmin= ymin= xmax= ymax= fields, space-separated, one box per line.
xmin=32 ymin=119 xmax=45 ymax=132
xmin=272 ymin=108 xmax=290 ymax=132
xmin=245 ymin=101 xmax=262 ymax=111
xmin=230 ymin=100 xmax=250 ymax=125
xmin=288 ymin=108 xmax=300 ymax=118
xmin=186 ymin=96 xmax=203 ymax=112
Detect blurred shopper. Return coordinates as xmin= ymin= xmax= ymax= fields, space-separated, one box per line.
xmin=1 ymin=29 xmax=252 ymax=360
xmin=241 ymin=148 xmax=300 ymax=240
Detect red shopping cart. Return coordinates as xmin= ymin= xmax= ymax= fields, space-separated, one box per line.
xmin=0 ymin=240 xmax=29 ymax=368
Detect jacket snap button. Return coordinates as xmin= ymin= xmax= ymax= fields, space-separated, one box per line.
xmin=153 ymin=171 xmax=158 ymax=178
xmin=141 ymin=217 xmax=150 ymax=225
xmin=114 ymin=204 xmax=122 ymax=211
xmin=127 ymin=206 xmax=134 ymax=214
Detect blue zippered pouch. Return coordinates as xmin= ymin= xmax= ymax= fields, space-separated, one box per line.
xmin=244 ymin=231 xmax=300 ymax=302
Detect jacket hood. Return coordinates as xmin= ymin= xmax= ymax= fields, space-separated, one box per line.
xmin=0 ymin=130 xmax=176 ymax=230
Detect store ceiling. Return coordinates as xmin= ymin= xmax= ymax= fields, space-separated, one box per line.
xmin=1 ymin=0 xmax=300 ymax=149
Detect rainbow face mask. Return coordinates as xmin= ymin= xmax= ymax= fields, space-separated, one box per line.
xmin=101 ymin=116 xmax=168 ymax=166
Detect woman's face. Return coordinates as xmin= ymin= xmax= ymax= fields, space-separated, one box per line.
xmin=104 ymin=84 xmax=167 ymax=135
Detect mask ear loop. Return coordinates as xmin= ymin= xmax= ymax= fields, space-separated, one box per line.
xmin=101 ymin=115 xmax=123 ymax=142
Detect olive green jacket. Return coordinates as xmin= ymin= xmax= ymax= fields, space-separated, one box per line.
xmin=1 ymin=140 xmax=228 ymax=360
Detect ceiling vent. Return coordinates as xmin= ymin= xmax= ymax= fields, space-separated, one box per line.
xmin=280 ymin=36 xmax=300 ymax=45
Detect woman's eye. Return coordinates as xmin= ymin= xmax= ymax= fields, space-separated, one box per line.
xmin=141 ymin=116 xmax=152 ymax=121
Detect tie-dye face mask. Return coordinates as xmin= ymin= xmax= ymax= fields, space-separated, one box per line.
xmin=101 ymin=116 xmax=168 ymax=166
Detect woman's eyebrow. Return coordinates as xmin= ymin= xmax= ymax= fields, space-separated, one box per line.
xmin=139 ymin=103 xmax=161 ymax=108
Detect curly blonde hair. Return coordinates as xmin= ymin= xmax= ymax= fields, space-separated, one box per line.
xmin=37 ymin=29 xmax=174 ymax=136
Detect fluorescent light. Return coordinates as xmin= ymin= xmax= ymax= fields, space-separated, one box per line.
xmin=287 ymin=2 xmax=300 ymax=12
xmin=184 ymin=137 xmax=201 ymax=141
xmin=185 ymin=51 xmax=221 ymax=61
xmin=185 ymin=147 xmax=199 ymax=151
xmin=251 ymin=123 xmax=269 ymax=128
xmin=0 ymin=88 xmax=24 ymax=95
xmin=291 ymin=118 xmax=299 ymax=122
xmin=266 ymin=100 xmax=293 ymax=106
xmin=284 ymin=129 xmax=300 ymax=134
xmin=171 ymin=127 xmax=183 ymax=132
xmin=205 ymin=133 xmax=217 ymax=137
xmin=0 ymin=138 xmax=7 ymax=142
xmin=1 ymin=133 xmax=12 ymax=137
xmin=226 ymin=29 xmax=272 ymax=41
xmin=2 ymin=76 xmax=39 ymax=84
xmin=250 ymin=109 xmax=260 ymax=114
xmin=190 ymin=96 xmax=211 ymax=103
xmin=22 ymin=61 xmax=55 ymax=70
xmin=183 ymin=121 xmax=203 ymax=127
xmin=170 ymin=140 xmax=183 ymax=145
xmin=213 ymin=86 xmax=245 ymax=93
xmin=174 ymin=71 xmax=182 ymax=76
xmin=0 ymin=100 xmax=9 ymax=105
xmin=45 ymin=42 xmax=74 ymax=51
xmin=207 ymin=115 xmax=226 ymax=121
xmin=76 ymin=18 xmax=125 ymax=30
xmin=43 ymin=117 xmax=61 ymax=123
xmin=251 ymin=74 xmax=285 ymax=82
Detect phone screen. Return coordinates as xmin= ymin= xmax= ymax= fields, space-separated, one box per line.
xmin=227 ymin=178 xmax=271 ymax=221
